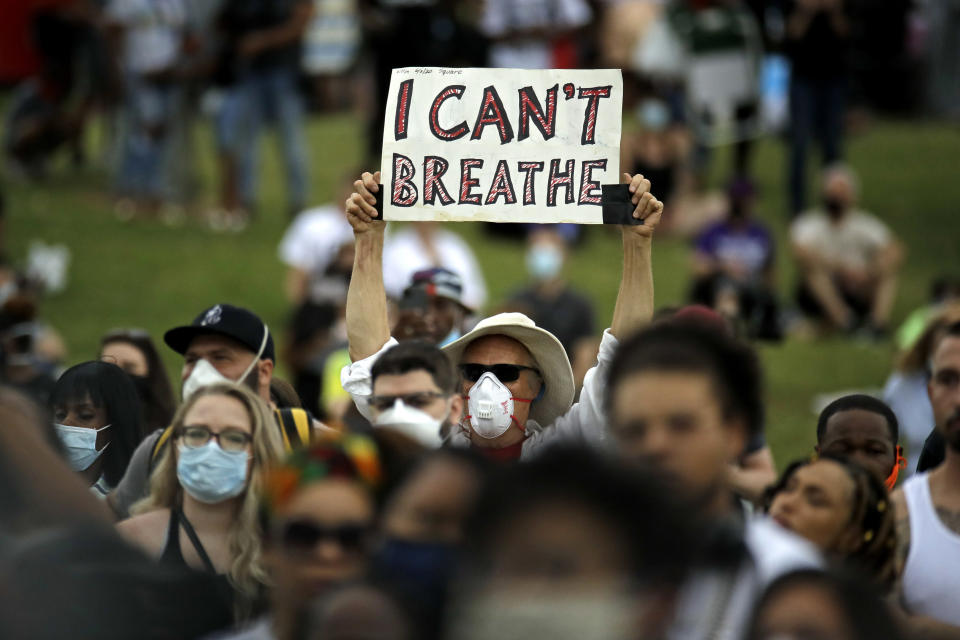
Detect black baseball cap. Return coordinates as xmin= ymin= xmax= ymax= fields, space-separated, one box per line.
xmin=164 ymin=303 xmax=275 ymax=362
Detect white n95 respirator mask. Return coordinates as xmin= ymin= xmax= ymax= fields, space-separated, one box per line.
xmin=374 ymin=399 xmax=444 ymax=448
xmin=466 ymin=372 xmax=531 ymax=439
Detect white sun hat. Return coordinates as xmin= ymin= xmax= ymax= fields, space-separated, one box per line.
xmin=442 ymin=312 xmax=575 ymax=427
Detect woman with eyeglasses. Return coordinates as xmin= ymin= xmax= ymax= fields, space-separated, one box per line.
xmin=99 ymin=328 xmax=177 ymax=434
xmin=116 ymin=383 xmax=285 ymax=622
xmin=215 ymin=434 xmax=381 ymax=640
xmin=51 ymin=361 xmax=144 ymax=498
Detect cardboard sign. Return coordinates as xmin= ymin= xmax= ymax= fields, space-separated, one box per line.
xmin=380 ymin=67 xmax=623 ymax=224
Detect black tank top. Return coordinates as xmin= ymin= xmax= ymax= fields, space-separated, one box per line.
xmin=161 ymin=508 xmax=236 ymax=604
xmin=161 ymin=507 xmax=218 ymax=572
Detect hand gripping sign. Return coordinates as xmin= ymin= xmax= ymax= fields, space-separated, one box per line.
xmin=378 ymin=67 xmax=636 ymax=225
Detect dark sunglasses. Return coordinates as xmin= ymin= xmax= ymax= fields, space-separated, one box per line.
xmin=458 ymin=363 xmax=540 ymax=383
xmin=367 ymin=391 xmax=446 ymax=412
xmin=277 ymin=519 xmax=371 ymax=554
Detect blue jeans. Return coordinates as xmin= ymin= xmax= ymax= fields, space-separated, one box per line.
xmin=217 ymin=67 xmax=308 ymax=213
xmin=788 ymin=76 xmax=845 ymax=216
xmin=116 ymin=75 xmax=177 ymax=200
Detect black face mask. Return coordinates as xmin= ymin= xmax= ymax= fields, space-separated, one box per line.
xmin=824 ymin=197 xmax=847 ymax=219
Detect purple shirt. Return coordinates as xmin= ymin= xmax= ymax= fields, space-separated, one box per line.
xmin=695 ymin=220 xmax=774 ymax=279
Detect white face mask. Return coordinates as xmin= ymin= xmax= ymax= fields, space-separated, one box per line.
xmin=181 ymin=324 xmax=269 ymax=401
xmin=448 ymin=589 xmax=640 ymax=640
xmin=55 ymin=423 xmax=111 ymax=471
xmin=373 ymin=399 xmax=445 ymax=448
xmin=466 ymin=372 xmax=529 ymax=440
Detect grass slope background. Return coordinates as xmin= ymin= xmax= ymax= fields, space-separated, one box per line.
xmin=5 ymin=113 xmax=959 ymax=469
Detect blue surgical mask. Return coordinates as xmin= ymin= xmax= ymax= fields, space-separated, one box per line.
xmin=177 ymin=441 xmax=250 ymax=504
xmin=526 ymin=245 xmax=563 ymax=281
xmin=55 ymin=423 xmax=110 ymax=471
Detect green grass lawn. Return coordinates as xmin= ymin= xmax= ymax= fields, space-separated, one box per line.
xmin=4 ymin=112 xmax=959 ymax=469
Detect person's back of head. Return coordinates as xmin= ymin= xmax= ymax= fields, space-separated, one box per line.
xmin=270 ymin=377 xmax=303 ymax=409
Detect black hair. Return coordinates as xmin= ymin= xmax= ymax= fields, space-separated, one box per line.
xmin=49 ymin=361 xmax=144 ymax=487
xmin=931 ymin=275 xmax=960 ymax=303
xmin=100 ymin=329 xmax=176 ymax=433
xmin=938 ymin=320 xmax=960 ymax=345
xmin=816 ymin=394 xmax=898 ymax=445
xmin=746 ymin=568 xmax=906 ymax=640
xmin=605 ymin=322 xmax=764 ymax=441
xmin=372 ymin=341 xmax=457 ymax=396
xmin=379 ymin=446 xmax=492 ymax=514
xmin=464 ymin=445 xmax=699 ymax=587
xmin=288 ymin=301 xmax=339 ymax=347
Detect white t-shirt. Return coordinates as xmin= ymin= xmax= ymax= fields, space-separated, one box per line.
xmin=790 ymin=209 xmax=892 ymax=272
xmin=481 ymin=0 xmax=592 ymax=68
xmin=382 ymin=226 xmax=488 ymax=310
xmin=278 ymin=205 xmax=355 ymax=303
xmin=106 ymin=0 xmax=186 ymax=74
xmin=668 ymin=517 xmax=822 ymax=640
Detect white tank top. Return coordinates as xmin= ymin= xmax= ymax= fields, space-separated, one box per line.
xmin=902 ymin=473 xmax=960 ymax=625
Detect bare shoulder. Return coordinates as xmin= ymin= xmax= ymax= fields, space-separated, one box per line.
xmin=116 ymin=508 xmax=171 ymax=559
xmin=891 ymin=487 xmax=908 ymax=518
xmin=890 ymin=488 xmax=911 ymax=575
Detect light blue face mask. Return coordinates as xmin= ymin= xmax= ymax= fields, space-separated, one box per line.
xmin=177 ymin=441 xmax=250 ymax=504
xmin=55 ymin=423 xmax=110 ymax=472
xmin=526 ymin=244 xmax=564 ymax=281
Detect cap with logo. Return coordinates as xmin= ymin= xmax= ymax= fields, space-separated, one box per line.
xmin=164 ymin=303 xmax=275 ymax=362
xmin=403 ymin=267 xmax=472 ymax=312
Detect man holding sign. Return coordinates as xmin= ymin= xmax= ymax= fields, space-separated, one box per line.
xmin=340 ymin=67 xmax=663 ymax=461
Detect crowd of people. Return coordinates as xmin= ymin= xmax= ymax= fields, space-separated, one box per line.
xmin=2 ymin=1 xmax=959 ymax=639
xmin=0 ymin=165 xmax=957 ymax=639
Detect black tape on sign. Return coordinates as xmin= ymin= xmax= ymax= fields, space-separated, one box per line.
xmin=373 ymin=187 xmax=384 ymax=220
xmin=602 ymin=184 xmax=643 ymax=225
xmin=372 ymin=183 xmax=640 ymax=225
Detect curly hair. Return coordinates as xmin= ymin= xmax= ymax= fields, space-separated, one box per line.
xmin=132 ymin=383 xmax=285 ymax=619
xmin=764 ymin=455 xmax=897 ymax=591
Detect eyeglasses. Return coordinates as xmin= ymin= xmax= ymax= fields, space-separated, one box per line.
xmin=276 ymin=519 xmax=371 ymax=554
xmin=367 ymin=391 xmax=446 ymax=412
xmin=177 ymin=425 xmax=252 ymax=452
xmin=458 ymin=363 xmax=540 ymax=383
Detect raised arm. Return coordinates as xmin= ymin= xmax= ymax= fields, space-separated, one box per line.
xmin=610 ymin=172 xmax=663 ymax=340
xmin=344 ymin=171 xmax=390 ymax=362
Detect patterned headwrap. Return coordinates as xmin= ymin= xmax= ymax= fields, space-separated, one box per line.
xmin=262 ymin=434 xmax=381 ymax=516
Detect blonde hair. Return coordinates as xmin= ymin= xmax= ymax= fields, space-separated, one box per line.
xmin=132 ymin=383 xmax=285 ymax=618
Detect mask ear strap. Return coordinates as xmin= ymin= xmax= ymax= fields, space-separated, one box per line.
xmin=241 ymin=323 xmax=270 ymax=380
